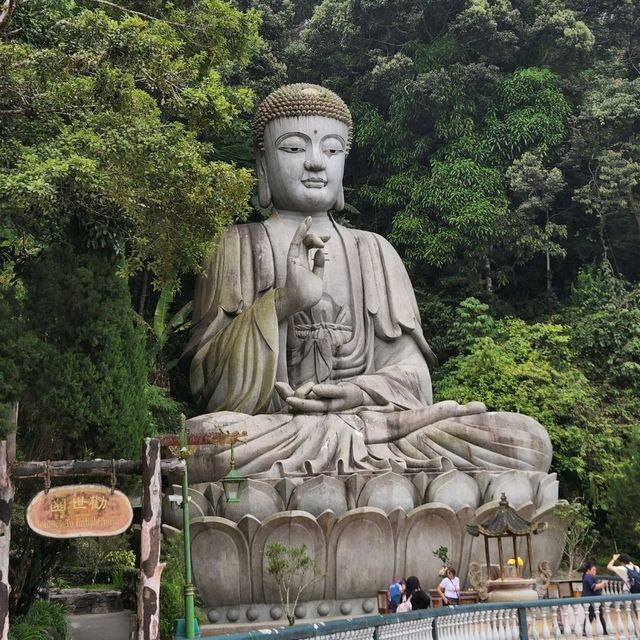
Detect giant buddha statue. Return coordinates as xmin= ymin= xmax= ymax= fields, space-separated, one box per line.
xmin=185 ymin=84 xmax=552 ymax=479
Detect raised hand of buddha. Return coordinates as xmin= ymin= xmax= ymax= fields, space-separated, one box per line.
xmin=275 ymin=217 xmax=330 ymax=321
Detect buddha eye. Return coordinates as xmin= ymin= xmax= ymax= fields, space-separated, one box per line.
xmin=322 ymin=137 xmax=345 ymax=157
xmin=278 ymin=136 xmax=306 ymax=153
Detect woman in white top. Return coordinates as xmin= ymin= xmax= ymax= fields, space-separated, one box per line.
xmin=437 ymin=567 xmax=461 ymax=605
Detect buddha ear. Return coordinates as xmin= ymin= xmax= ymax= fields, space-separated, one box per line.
xmin=334 ymin=185 xmax=345 ymax=212
xmin=256 ymin=152 xmax=272 ymax=208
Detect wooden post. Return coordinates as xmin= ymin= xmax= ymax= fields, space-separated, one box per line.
xmin=0 ymin=441 xmax=13 ymax=640
xmin=6 ymin=403 xmax=17 ymax=466
xmin=484 ymin=535 xmax=491 ymax=580
xmin=138 ymin=438 xmax=165 ymax=640
xmin=0 ymin=402 xmax=17 ymax=640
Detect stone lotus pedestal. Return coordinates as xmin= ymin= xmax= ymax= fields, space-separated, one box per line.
xmin=162 ymin=468 xmax=566 ymax=627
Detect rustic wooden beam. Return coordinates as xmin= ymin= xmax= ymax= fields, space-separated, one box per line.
xmin=137 ymin=438 xmax=164 ymax=640
xmin=0 ymin=441 xmax=14 ymax=640
xmin=11 ymin=458 xmax=184 ymax=480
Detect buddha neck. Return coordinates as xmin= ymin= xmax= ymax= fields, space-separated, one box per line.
xmin=268 ymin=208 xmax=336 ymax=234
xmin=272 ymin=208 xmax=330 ymax=221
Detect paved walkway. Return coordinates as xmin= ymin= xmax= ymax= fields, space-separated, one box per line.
xmin=68 ymin=611 xmax=133 ymax=640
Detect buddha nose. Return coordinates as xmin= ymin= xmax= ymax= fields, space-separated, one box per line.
xmin=304 ymin=148 xmax=326 ymax=171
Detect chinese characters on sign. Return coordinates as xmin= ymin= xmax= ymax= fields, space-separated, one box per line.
xmin=26 ymin=484 xmax=133 ymax=538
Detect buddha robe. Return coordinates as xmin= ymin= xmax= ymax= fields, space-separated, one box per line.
xmin=185 ymin=219 xmax=552 ymax=479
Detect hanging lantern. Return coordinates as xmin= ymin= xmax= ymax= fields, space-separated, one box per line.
xmin=222 ymin=444 xmax=245 ymax=503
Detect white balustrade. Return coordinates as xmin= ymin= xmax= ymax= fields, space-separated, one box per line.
xmin=218 ymin=593 xmax=640 ymax=640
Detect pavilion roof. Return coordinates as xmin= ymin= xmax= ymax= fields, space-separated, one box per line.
xmin=466 ymin=493 xmax=546 ymax=538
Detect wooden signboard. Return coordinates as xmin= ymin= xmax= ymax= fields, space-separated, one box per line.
xmin=26 ymin=484 xmax=133 ymax=538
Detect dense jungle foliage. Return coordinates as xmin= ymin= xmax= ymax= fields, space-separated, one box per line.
xmin=0 ymin=0 xmax=638 ymax=607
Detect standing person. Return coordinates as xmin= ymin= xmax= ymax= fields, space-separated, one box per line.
xmin=607 ymin=553 xmax=640 ymax=592
xmin=405 ymin=576 xmax=430 ymax=610
xmin=388 ymin=578 xmax=406 ymax=612
xmin=582 ymin=562 xmax=608 ymax=634
xmin=437 ymin=567 xmax=461 ymax=606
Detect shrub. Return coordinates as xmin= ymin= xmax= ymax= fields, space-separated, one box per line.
xmin=10 ymin=600 xmax=69 ymax=640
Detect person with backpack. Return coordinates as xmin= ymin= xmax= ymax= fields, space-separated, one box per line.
xmin=387 ymin=578 xmax=405 ymax=612
xmin=404 ymin=575 xmax=430 ymax=610
xmin=607 ymin=553 xmax=640 ymax=593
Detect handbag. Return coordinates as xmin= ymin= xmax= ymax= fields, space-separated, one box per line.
xmin=396 ymin=595 xmax=412 ymax=612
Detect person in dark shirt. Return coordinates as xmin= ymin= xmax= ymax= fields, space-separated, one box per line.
xmin=405 ymin=575 xmax=430 ymax=610
xmin=582 ymin=562 xmax=608 ymax=634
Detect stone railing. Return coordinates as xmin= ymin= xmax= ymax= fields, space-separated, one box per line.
xmin=214 ymin=593 xmax=640 ymax=640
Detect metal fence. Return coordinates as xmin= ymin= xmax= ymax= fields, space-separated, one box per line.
xmin=215 ymin=592 xmax=640 ymax=640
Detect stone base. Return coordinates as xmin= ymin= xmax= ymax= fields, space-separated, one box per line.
xmin=161 ymin=469 xmax=566 ymax=618
xmin=205 ymin=597 xmax=378 ymax=627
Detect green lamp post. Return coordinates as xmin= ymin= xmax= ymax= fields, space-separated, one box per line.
xmin=178 ymin=417 xmax=197 ymax=640
xmin=168 ymin=418 xmax=247 ymax=640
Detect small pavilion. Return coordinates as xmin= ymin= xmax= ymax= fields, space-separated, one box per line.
xmin=466 ymin=493 xmax=546 ymax=579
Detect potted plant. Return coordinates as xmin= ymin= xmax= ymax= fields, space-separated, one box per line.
xmin=432 ymin=546 xmax=451 ymax=580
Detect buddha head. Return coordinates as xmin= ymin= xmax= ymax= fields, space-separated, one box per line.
xmin=252 ymin=84 xmax=353 ymax=213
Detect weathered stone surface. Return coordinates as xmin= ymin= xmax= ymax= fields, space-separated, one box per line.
xmin=50 ymin=589 xmax=123 ymax=614
xmin=186 ymin=493 xmax=565 ymax=609
xmin=485 ymin=470 xmax=535 ymax=508
xmin=251 ymin=511 xmax=326 ymax=603
xmin=217 ymin=479 xmax=284 ymax=523
xmin=397 ymin=504 xmax=461 ymax=588
xmin=288 ymin=475 xmax=347 ymax=516
xmin=237 ymin=514 xmax=261 ymax=548
xmin=325 ymin=508 xmax=393 ymax=600
xmin=426 ymin=469 xmax=481 ymax=511
xmin=356 ymin=472 xmax=419 ymax=513
xmin=190 ymin=517 xmax=250 ymax=607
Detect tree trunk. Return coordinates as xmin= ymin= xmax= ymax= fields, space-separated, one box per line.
xmin=0 ymin=0 xmax=17 ymax=32
xmin=484 ymin=256 xmax=493 ymax=292
xmin=0 ymin=441 xmax=14 ymax=640
xmin=137 ymin=438 xmax=164 ymax=640
xmin=138 ymin=269 xmax=149 ymax=319
xmin=545 ymin=249 xmax=552 ymax=292
xmin=6 ymin=403 xmax=17 ymax=466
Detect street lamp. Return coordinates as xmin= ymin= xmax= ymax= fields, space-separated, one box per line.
xmin=162 ymin=418 xmax=247 ymax=640
xmin=221 ymin=443 xmax=245 ymax=503
xmin=178 ymin=417 xmax=198 ymax=640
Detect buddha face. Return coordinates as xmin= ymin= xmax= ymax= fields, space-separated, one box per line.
xmin=259 ymin=115 xmax=348 ymax=212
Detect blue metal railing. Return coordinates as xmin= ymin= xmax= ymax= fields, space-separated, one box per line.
xmin=214 ymin=592 xmax=640 ymax=640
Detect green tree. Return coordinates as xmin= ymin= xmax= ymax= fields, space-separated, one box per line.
xmin=435 ymin=297 xmax=622 ymax=502
xmin=0 ymin=0 xmax=258 ymax=292
xmin=10 ymin=240 xmax=152 ymax=459
xmin=266 ymin=543 xmax=322 ymax=626
xmin=506 ymin=151 xmax=567 ymax=291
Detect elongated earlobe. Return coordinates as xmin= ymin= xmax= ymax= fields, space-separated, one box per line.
xmin=334 ymin=185 xmax=345 ymax=212
xmin=256 ymin=153 xmax=272 ymax=208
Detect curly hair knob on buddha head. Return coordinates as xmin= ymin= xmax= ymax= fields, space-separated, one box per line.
xmin=252 ymin=84 xmax=353 ymax=152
